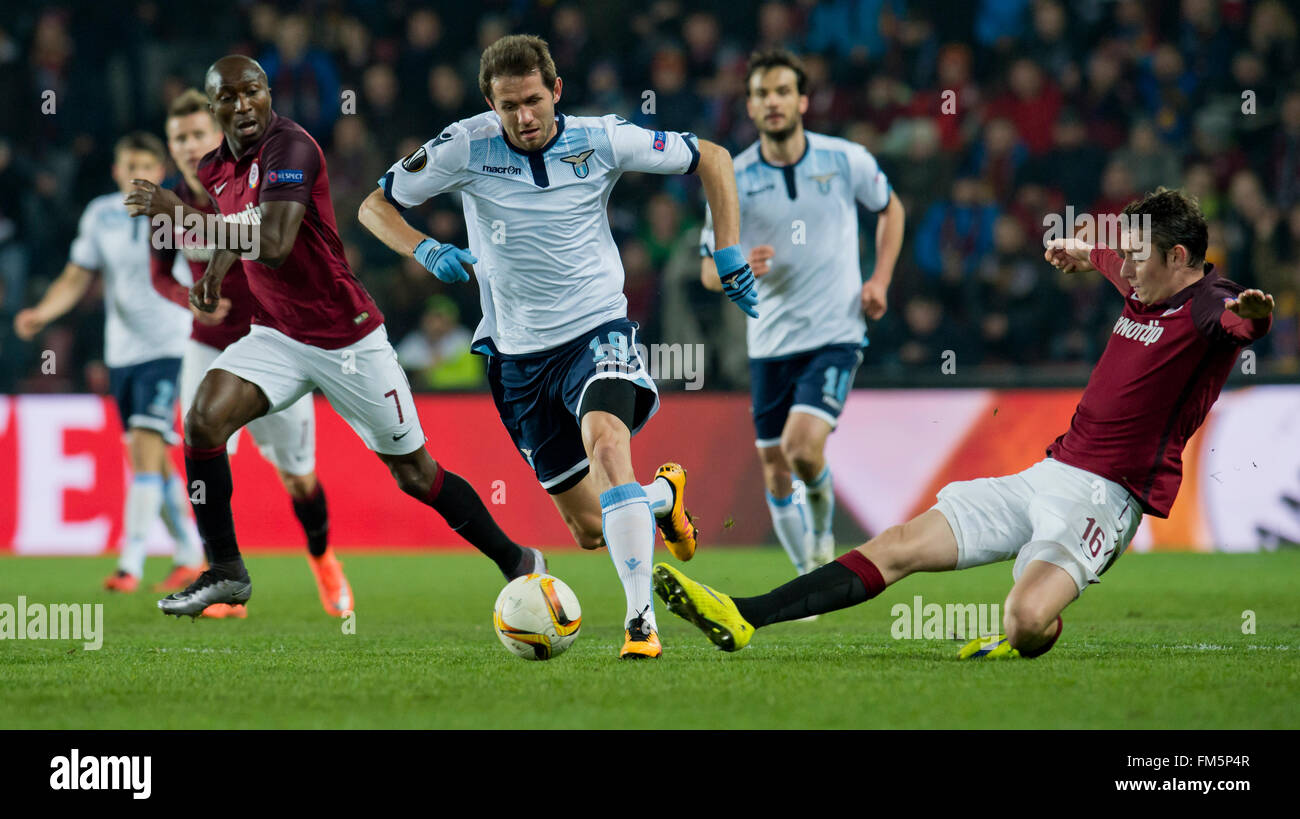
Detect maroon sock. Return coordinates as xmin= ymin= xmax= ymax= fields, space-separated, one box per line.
xmin=421 ymin=462 xmax=524 ymax=577
xmin=291 ymin=484 xmax=329 ymax=557
xmin=184 ymin=443 xmax=240 ymax=567
xmin=734 ymin=550 xmax=887 ymax=627
xmin=1019 ymin=616 xmax=1063 ymax=659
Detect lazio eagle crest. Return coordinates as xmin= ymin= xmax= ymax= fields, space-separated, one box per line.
xmin=810 ymin=172 xmax=837 ymax=194
xmin=561 ymin=149 xmax=596 ymax=179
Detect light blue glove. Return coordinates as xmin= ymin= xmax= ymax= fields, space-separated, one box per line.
xmin=414 ymin=238 xmax=477 ymax=283
xmin=713 ymin=244 xmax=759 ymax=318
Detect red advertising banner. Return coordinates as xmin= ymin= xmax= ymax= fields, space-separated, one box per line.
xmin=0 ymin=393 xmax=769 ymax=553
xmin=1 ymin=388 xmax=1293 ymax=555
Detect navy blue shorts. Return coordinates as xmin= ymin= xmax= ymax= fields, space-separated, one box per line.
xmin=488 ymin=319 xmax=660 ymax=493
xmin=109 ymin=357 xmax=182 ymax=442
xmin=749 ymin=343 xmax=863 ymax=446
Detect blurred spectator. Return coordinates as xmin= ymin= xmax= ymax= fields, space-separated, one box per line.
xmin=395 ymin=295 xmax=484 ymax=390
xmin=1116 ymin=119 xmax=1181 ymax=195
xmin=1135 ymin=44 xmax=1197 ymax=145
xmin=985 ymin=58 xmax=1061 ymax=155
xmin=5 ymin=0 xmax=1299 ymax=389
xmin=915 ymin=176 xmax=999 ymax=283
xmin=1026 ymin=111 xmax=1106 ymax=208
xmin=260 ymin=14 xmax=341 ymax=144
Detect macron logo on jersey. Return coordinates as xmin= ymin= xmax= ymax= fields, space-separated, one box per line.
xmin=1113 ymin=315 xmax=1165 ymax=346
xmin=266 ymin=169 xmax=304 ymax=184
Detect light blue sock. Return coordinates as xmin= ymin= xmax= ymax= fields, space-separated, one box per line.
xmin=160 ymin=473 xmax=202 ymax=568
xmin=766 ymin=489 xmax=811 ymax=574
xmin=600 ymin=483 xmax=656 ymax=628
xmin=805 ymin=466 xmax=834 ymax=536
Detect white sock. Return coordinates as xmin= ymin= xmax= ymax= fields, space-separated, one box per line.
xmin=160 ymin=473 xmax=203 ymax=568
xmin=643 ymin=475 xmax=673 ymax=518
xmin=805 ymin=466 xmax=834 ymax=536
xmin=767 ymin=490 xmax=811 ymax=574
xmin=600 ymin=482 xmax=657 ymax=629
xmin=121 ymin=473 xmax=164 ymax=577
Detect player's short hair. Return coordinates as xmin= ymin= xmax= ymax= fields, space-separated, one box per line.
xmin=113 ymin=131 xmax=167 ymax=164
xmin=1122 ymin=187 xmax=1209 ymax=268
xmin=167 ymin=88 xmax=214 ymax=123
xmin=745 ymin=48 xmax=808 ymax=97
xmin=479 ymin=34 xmax=557 ymax=102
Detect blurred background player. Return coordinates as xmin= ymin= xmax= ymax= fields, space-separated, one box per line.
xmin=700 ymin=49 xmax=904 ymax=576
xmin=657 ymin=189 xmax=1273 ymax=659
xmin=359 ymin=34 xmax=755 ymax=659
xmin=151 ymin=88 xmax=349 ymax=618
xmin=13 ymin=133 xmax=198 ymax=593
xmin=126 ymin=55 xmax=542 ymax=616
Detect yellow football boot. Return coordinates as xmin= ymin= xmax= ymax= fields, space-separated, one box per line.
xmin=958 ymin=633 xmax=1021 ymax=659
xmin=652 ymin=463 xmax=697 ymax=561
xmin=652 ymin=563 xmax=754 ymax=652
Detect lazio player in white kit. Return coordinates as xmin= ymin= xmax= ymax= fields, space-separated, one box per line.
xmin=360 ymin=34 xmax=759 ymax=659
xmin=700 ymin=50 xmax=905 ymax=578
xmin=14 ymin=133 xmax=200 ymax=591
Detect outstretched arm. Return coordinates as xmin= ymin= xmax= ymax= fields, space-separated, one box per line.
xmin=1222 ymin=288 xmax=1274 ymax=342
xmin=1044 ymin=237 xmax=1133 ymax=297
xmin=358 ymin=188 xmax=476 ymax=283
xmin=694 ymin=140 xmax=757 ymax=317
xmin=359 ymin=188 xmax=427 ymax=256
xmin=13 ymin=262 xmax=95 ymax=340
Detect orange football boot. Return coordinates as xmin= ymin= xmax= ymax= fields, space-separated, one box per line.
xmin=152 ymin=564 xmax=203 ymax=592
xmin=307 ymin=549 xmax=353 ymax=617
xmin=653 ymin=463 xmax=697 ymax=561
xmin=103 ymin=570 xmax=139 ymax=593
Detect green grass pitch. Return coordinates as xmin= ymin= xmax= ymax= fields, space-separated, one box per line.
xmin=2 ymin=548 xmax=1297 ymax=729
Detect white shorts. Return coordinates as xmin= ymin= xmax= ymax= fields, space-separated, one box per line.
xmin=181 ymin=339 xmax=318 ymax=475
xmin=932 ymin=458 xmax=1142 ymax=594
xmin=209 ymin=325 xmax=424 ymax=457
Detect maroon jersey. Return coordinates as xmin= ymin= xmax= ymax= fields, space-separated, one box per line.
xmin=149 ymin=178 xmax=255 ymax=350
xmin=196 ymin=112 xmax=383 ymax=348
xmin=1047 ymin=246 xmax=1272 ymax=517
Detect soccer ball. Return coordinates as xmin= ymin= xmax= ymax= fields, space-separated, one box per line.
xmin=493 ymin=574 xmax=582 ymax=660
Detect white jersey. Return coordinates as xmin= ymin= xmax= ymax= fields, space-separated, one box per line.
xmin=68 ymin=193 xmax=190 ymax=368
xmin=381 ymin=111 xmax=700 ymax=356
xmin=699 ymin=132 xmax=891 ymax=360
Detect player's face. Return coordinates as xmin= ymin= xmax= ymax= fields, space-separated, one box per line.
xmin=209 ymin=69 xmax=273 ymax=151
xmin=111 ymin=149 xmax=164 ymax=195
xmin=488 ymin=72 xmax=562 ymax=151
xmin=166 ymin=111 xmax=223 ymax=179
xmin=1119 ymin=230 xmax=1185 ymax=304
xmin=746 ymin=66 xmax=807 ymax=140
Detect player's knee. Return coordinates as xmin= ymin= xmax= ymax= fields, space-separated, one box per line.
xmin=279 ymin=471 xmax=318 ymax=499
xmin=1003 ymin=599 xmax=1056 ymax=648
xmin=866 ymin=524 xmax=909 ymax=572
xmin=184 ymin=404 xmax=229 ymax=449
xmin=780 ymin=437 xmax=821 ymax=479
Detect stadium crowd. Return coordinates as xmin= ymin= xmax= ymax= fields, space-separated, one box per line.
xmin=1 ymin=0 xmax=1297 ymax=392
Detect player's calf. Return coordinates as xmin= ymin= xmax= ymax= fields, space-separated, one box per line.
xmin=382 ymin=449 xmax=537 ymax=580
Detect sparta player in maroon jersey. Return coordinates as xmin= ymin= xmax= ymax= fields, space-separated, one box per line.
xmin=126 ymin=56 xmax=543 ymax=616
xmin=149 ymin=88 xmax=351 ymax=618
xmin=652 ymin=188 xmax=1274 ymax=658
